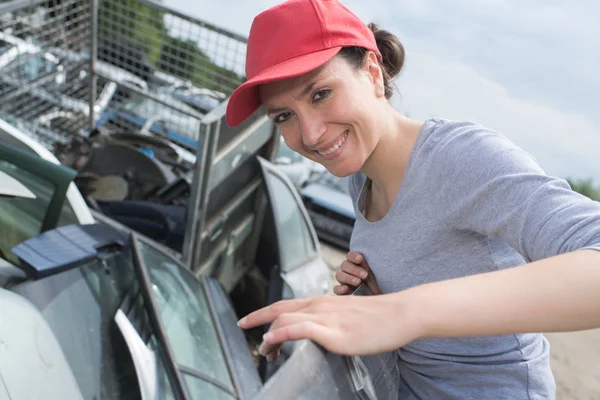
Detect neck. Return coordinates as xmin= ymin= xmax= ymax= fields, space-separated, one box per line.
xmin=360 ymin=106 xmax=422 ymax=209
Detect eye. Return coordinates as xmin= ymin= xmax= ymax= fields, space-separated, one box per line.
xmin=274 ymin=111 xmax=293 ymax=124
xmin=312 ymin=89 xmax=331 ymax=103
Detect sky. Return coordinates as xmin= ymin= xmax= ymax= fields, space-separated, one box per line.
xmin=164 ymin=0 xmax=600 ymax=181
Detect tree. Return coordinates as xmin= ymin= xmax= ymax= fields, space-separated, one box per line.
xmin=566 ymin=178 xmax=600 ymax=201
xmin=99 ymin=0 xmax=244 ymax=95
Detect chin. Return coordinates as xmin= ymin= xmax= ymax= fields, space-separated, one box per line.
xmin=326 ymin=159 xmax=363 ymax=178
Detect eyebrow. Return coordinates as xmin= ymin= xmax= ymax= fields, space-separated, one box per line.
xmin=266 ymin=79 xmax=322 ymax=116
xmin=298 ymin=81 xmax=316 ymax=99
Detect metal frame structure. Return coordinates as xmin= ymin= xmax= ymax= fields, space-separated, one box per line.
xmin=0 ymin=0 xmax=248 ymax=147
xmin=0 ymin=0 xmax=271 ymax=269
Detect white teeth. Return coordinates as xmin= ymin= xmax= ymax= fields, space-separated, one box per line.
xmin=318 ymin=132 xmax=348 ymax=155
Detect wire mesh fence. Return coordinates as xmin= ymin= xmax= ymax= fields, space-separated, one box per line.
xmin=0 ymin=0 xmax=248 ymax=151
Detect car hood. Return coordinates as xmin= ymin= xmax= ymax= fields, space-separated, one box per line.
xmin=301 ymin=183 xmax=356 ymax=219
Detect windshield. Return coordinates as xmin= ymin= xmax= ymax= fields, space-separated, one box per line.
xmin=12 ymin=233 xmax=237 ymax=400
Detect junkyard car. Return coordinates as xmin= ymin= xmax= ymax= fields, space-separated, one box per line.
xmin=0 ymin=101 xmax=402 ymax=398
xmin=301 ymin=171 xmax=356 ymax=250
xmin=275 ymin=137 xmax=325 ymax=189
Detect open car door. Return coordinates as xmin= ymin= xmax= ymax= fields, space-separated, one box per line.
xmin=181 ymin=101 xmax=278 ymax=289
xmin=181 ymin=99 xmax=330 ymax=296
xmin=0 ymin=140 xmax=77 ymax=263
xmin=251 ymin=284 xmax=402 ymax=400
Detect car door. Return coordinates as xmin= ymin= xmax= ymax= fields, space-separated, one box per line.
xmin=256 ymin=156 xmax=332 ymax=300
xmin=252 ymin=284 xmax=402 ymax=400
xmin=0 ymin=140 xmax=80 ymax=263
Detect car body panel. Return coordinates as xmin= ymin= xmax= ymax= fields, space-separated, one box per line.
xmin=0 ymin=288 xmax=84 ymax=400
xmin=301 ymin=173 xmax=356 ymax=250
xmin=257 ymin=157 xmax=331 ymax=297
xmin=301 ymin=183 xmax=356 ymax=220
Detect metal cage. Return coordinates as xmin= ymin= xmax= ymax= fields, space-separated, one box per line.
xmin=0 ymin=0 xmax=248 ymax=150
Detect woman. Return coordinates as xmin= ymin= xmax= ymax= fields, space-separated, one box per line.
xmin=226 ymin=0 xmax=600 ymax=398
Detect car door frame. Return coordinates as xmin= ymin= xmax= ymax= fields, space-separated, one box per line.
xmin=0 ymin=140 xmax=76 ymax=232
xmin=256 ymin=156 xmax=324 ymax=274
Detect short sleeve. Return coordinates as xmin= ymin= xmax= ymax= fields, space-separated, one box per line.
xmin=433 ymin=121 xmax=600 ymax=262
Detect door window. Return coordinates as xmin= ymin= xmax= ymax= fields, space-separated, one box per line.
xmin=262 ymin=164 xmax=318 ymax=271
xmin=0 ymin=159 xmax=76 ymax=263
xmin=137 ymin=239 xmax=236 ymax=398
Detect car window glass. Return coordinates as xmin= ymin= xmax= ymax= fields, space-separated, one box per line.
xmin=137 ymin=239 xmax=235 ymax=395
xmin=57 ymin=197 xmax=80 ymax=226
xmin=267 ymin=171 xmax=316 ymax=269
xmin=11 ymin=251 xmax=143 ymax=400
xmin=183 ymin=374 xmax=236 ymax=400
xmin=0 ymin=161 xmax=82 ymax=263
xmin=0 ymin=160 xmax=54 ymax=263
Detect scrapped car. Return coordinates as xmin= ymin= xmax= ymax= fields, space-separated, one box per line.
xmin=274 ymin=137 xmax=325 ymax=189
xmin=95 ymin=91 xmax=203 ymax=152
xmin=0 ymin=127 xmax=400 ymax=400
xmin=301 ymin=171 xmax=356 ymax=250
xmin=0 ymin=117 xmax=94 ymax=224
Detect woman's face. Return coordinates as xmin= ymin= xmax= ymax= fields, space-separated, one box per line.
xmin=258 ymin=52 xmax=386 ymax=177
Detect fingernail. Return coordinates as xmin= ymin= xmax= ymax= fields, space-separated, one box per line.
xmin=355 ymin=255 xmax=362 ymax=263
xmin=258 ymin=342 xmax=266 ymax=356
xmin=263 ymin=332 xmax=274 ymax=342
xmin=361 ymin=271 xmax=368 ymax=279
xmin=237 ymin=317 xmax=247 ymax=327
xmin=354 ymin=278 xmax=361 ymax=286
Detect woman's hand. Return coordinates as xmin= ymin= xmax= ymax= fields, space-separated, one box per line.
xmin=238 ymin=293 xmax=421 ymax=362
xmin=334 ymin=251 xmax=381 ymax=296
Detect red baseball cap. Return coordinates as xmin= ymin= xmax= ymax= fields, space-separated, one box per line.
xmin=225 ymin=0 xmax=381 ymax=127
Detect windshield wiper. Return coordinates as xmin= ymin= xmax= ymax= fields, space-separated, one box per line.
xmin=129 ymin=232 xmax=189 ymax=400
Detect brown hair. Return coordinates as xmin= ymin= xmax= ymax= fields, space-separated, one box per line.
xmin=338 ymin=23 xmax=405 ymax=99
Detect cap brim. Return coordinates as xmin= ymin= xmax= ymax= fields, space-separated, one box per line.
xmin=226 ymin=47 xmax=342 ymax=127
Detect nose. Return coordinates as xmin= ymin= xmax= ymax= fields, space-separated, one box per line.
xmin=298 ymin=112 xmax=326 ymax=148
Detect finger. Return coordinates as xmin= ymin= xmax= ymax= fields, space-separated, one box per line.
xmin=340 ymin=260 xmax=368 ymax=280
xmin=333 ymin=284 xmax=350 ymax=295
xmin=346 ymin=251 xmax=364 ymax=264
xmin=365 ymin=276 xmax=382 ymax=295
xmin=259 ymin=312 xmax=315 ymax=358
xmin=335 ymin=270 xmax=362 ymax=287
xmin=263 ymin=320 xmax=332 ymax=352
xmin=238 ymin=298 xmax=311 ymax=329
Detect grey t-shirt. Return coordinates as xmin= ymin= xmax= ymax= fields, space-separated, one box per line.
xmin=349 ymin=117 xmax=600 ymax=400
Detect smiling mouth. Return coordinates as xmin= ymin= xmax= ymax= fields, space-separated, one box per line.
xmin=317 ymin=131 xmax=349 ymax=156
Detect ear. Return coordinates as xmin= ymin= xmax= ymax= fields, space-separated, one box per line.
xmin=364 ymin=51 xmax=385 ymax=98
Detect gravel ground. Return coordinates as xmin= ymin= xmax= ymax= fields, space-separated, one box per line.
xmin=320 ymin=243 xmax=600 ymax=399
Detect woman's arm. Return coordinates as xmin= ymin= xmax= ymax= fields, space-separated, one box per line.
xmin=239 ymin=249 xmax=600 ymax=359
xmin=415 ymin=249 xmax=600 ymax=337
